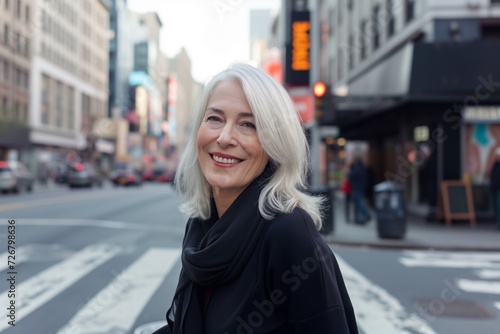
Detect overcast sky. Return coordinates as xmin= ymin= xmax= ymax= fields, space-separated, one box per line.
xmin=127 ymin=0 xmax=280 ymax=83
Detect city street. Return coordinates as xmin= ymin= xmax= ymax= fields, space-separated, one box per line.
xmin=0 ymin=184 xmax=499 ymax=334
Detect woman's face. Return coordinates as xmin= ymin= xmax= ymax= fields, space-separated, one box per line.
xmin=197 ymin=79 xmax=269 ymax=198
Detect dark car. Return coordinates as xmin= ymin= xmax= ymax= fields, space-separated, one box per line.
xmin=0 ymin=161 xmax=35 ymax=193
xmin=109 ymin=168 xmax=142 ymax=187
xmin=67 ymin=163 xmax=103 ymax=188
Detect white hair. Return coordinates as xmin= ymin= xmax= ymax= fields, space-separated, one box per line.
xmin=175 ymin=62 xmax=324 ymax=228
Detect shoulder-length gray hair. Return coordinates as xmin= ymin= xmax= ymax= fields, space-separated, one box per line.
xmin=175 ymin=62 xmax=323 ymax=228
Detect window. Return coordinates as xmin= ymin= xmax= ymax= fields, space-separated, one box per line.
xmin=360 ymin=20 xmax=367 ymax=60
xmin=372 ymin=5 xmax=380 ymax=50
xmin=41 ymin=75 xmax=49 ymax=125
xmin=15 ymin=0 xmax=20 ymax=18
xmin=25 ymin=4 xmax=30 ymax=23
xmin=3 ymin=60 xmax=9 ymax=82
xmin=24 ymin=37 xmax=29 ymax=56
xmin=55 ymin=81 xmax=62 ymax=127
xmin=348 ymin=34 xmax=353 ymax=69
xmin=405 ymin=0 xmax=415 ymax=23
xmin=67 ymin=86 xmax=74 ymax=130
xmin=387 ymin=0 xmax=396 ymax=37
xmin=3 ymin=24 xmax=9 ymax=46
xmin=5 ymin=0 xmax=9 ymax=10
xmin=13 ymin=32 xmax=20 ymax=53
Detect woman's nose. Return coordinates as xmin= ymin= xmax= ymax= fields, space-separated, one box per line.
xmin=217 ymin=124 xmax=236 ymax=147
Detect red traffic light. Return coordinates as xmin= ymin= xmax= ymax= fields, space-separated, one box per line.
xmin=313 ymin=81 xmax=327 ymax=97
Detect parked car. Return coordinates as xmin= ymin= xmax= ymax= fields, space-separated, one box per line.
xmin=141 ymin=169 xmax=155 ymax=181
xmin=0 ymin=161 xmax=35 ymax=193
xmin=109 ymin=168 xmax=142 ymax=187
xmin=67 ymin=163 xmax=103 ymax=188
xmin=156 ymin=170 xmax=175 ymax=184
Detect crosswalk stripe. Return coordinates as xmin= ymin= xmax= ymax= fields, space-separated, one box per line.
xmin=495 ymin=302 xmax=500 ymax=311
xmin=56 ymin=248 xmax=181 ymax=334
xmin=400 ymin=251 xmax=500 ymax=269
xmin=335 ymin=255 xmax=437 ymax=334
xmin=0 ymin=244 xmax=121 ymax=332
xmin=475 ymin=270 xmax=500 ymax=279
xmin=402 ymin=251 xmax=500 ymax=261
xmin=456 ymin=279 xmax=500 ymax=295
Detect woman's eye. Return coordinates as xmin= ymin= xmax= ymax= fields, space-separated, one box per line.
xmin=207 ymin=116 xmax=222 ymax=122
xmin=241 ymin=122 xmax=256 ymax=129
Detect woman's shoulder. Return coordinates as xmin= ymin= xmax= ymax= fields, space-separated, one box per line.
xmin=265 ymin=207 xmax=320 ymax=244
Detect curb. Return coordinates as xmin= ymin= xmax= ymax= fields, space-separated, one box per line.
xmin=326 ymin=239 xmax=500 ymax=252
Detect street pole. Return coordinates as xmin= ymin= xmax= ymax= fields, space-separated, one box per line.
xmin=309 ymin=0 xmax=321 ymax=188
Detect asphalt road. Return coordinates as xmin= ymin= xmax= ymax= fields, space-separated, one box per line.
xmin=0 ymin=183 xmax=499 ymax=334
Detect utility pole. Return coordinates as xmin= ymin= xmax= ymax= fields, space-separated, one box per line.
xmin=309 ymin=0 xmax=321 ymax=187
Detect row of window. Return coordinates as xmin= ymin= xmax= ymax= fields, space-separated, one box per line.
xmin=1 ymin=24 xmax=31 ymax=57
xmin=41 ymin=73 xmax=75 ymax=129
xmin=41 ymin=42 xmax=77 ymax=75
xmin=41 ymin=10 xmax=77 ymax=52
xmin=0 ymin=95 xmax=28 ymax=124
xmin=0 ymin=58 xmax=30 ymax=90
xmin=333 ymin=0 xmax=416 ymax=80
xmin=40 ymin=41 xmax=107 ymax=91
xmin=3 ymin=0 xmax=30 ymax=24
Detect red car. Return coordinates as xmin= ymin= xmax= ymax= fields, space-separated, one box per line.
xmin=109 ymin=168 xmax=142 ymax=186
xmin=141 ymin=170 xmax=155 ymax=181
xmin=156 ymin=173 xmax=172 ymax=183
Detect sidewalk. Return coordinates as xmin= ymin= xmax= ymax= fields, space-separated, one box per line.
xmin=326 ymin=191 xmax=500 ymax=251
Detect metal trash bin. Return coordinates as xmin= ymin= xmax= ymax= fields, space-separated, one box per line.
xmin=374 ymin=181 xmax=406 ymax=239
xmin=309 ymin=186 xmax=334 ymax=235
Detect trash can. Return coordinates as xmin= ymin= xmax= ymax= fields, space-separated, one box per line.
xmin=373 ymin=181 xmax=406 ymax=239
xmin=308 ymin=186 xmax=334 ymax=235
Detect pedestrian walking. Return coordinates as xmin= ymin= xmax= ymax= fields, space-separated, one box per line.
xmin=153 ymin=63 xmax=358 ymax=334
xmin=348 ymin=156 xmax=370 ymax=225
xmin=489 ymin=147 xmax=500 ymax=229
xmin=341 ymin=176 xmax=353 ymax=222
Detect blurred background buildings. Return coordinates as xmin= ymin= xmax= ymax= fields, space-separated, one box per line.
xmin=1 ymin=0 xmax=500 ymax=222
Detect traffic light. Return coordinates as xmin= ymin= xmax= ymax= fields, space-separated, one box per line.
xmin=313 ymin=81 xmax=334 ymax=125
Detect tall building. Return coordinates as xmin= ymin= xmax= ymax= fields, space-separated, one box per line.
xmin=106 ymin=0 xmax=135 ymax=119
xmin=29 ymin=0 xmax=110 ymax=171
xmin=319 ymin=0 xmax=500 ymax=218
xmin=0 ymin=0 xmax=32 ymax=161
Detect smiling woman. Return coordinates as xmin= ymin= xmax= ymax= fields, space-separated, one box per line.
xmin=153 ymin=63 xmax=358 ymax=334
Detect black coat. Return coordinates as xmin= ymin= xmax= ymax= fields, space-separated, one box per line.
xmin=491 ymin=161 xmax=500 ymax=193
xmin=155 ymin=208 xmax=358 ymax=333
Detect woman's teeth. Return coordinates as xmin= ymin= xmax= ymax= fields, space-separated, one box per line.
xmin=213 ymin=155 xmax=240 ymax=164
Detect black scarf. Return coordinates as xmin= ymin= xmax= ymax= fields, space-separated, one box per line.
xmin=166 ymin=168 xmax=273 ymax=333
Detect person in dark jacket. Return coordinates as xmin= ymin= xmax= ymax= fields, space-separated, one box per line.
xmin=153 ymin=63 xmax=358 ymax=334
xmin=348 ymin=157 xmax=370 ymax=224
xmin=489 ymin=147 xmax=500 ymax=228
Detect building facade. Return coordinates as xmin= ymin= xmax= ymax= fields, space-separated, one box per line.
xmin=323 ymin=0 xmax=500 ymax=219
xmin=29 ymin=0 xmax=110 ymax=172
xmin=0 ymin=0 xmax=32 ymax=162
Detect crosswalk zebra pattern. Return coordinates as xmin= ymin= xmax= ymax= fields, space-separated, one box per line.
xmin=2 ymin=244 xmax=499 ymax=334
xmin=400 ymin=251 xmax=500 ymax=316
xmin=0 ymin=244 xmax=180 ymax=334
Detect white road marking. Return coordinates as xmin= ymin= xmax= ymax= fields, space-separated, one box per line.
xmin=456 ymin=279 xmax=500 ymax=295
xmin=0 ymin=191 xmax=117 ymax=212
xmin=0 ymin=218 xmax=182 ymax=232
xmin=0 ymin=244 xmax=120 ymax=332
xmin=475 ymin=270 xmax=500 ymax=279
xmin=400 ymin=251 xmax=500 ymax=269
xmin=336 ymin=255 xmax=437 ymax=334
xmin=494 ymin=302 xmax=500 ymax=311
xmin=56 ymin=248 xmax=181 ymax=334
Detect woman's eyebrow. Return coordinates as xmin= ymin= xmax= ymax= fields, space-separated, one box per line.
xmin=206 ymin=107 xmax=254 ymax=118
